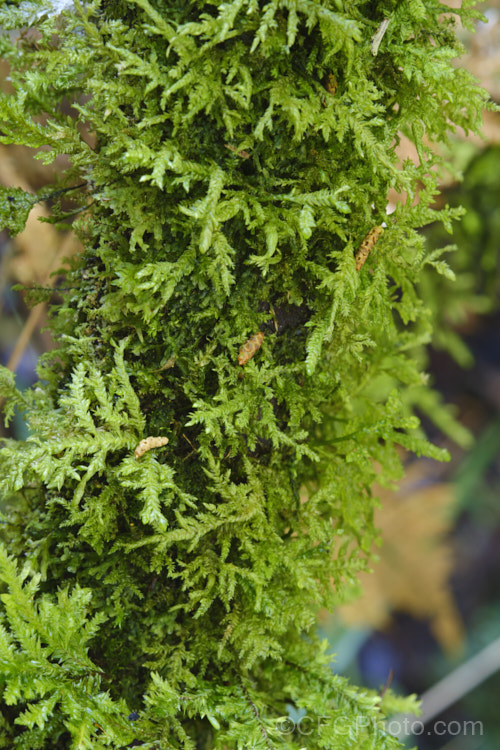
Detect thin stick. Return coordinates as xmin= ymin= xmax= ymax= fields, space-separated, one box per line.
xmin=390 ymin=636 xmax=500 ymax=739
xmin=420 ymin=636 xmax=500 ymax=725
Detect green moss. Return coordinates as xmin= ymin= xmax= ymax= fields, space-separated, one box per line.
xmin=0 ymin=1 xmax=492 ymax=747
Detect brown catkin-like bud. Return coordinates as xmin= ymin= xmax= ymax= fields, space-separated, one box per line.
xmin=354 ymin=225 xmax=384 ymax=271
xmin=134 ymin=436 xmax=169 ymax=459
xmin=237 ymin=332 xmax=265 ymax=366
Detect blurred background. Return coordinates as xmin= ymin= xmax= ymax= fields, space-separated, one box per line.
xmin=1 ymin=4 xmax=499 ymax=750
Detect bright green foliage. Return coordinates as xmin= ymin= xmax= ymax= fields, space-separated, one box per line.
xmin=0 ymin=0 xmax=490 ymax=747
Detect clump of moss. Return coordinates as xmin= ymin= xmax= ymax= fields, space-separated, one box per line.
xmin=0 ymin=1 xmax=490 ymax=747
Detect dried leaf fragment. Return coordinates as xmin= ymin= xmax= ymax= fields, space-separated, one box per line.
xmin=224 ymin=143 xmax=250 ymax=159
xmin=371 ymin=18 xmax=391 ymax=56
xmin=159 ymin=357 xmax=176 ymax=371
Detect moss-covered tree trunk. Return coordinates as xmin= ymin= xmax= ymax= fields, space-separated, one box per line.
xmin=0 ymin=1 xmax=489 ymax=748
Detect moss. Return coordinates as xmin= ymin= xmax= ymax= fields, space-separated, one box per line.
xmin=0 ymin=1 xmax=491 ymax=747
